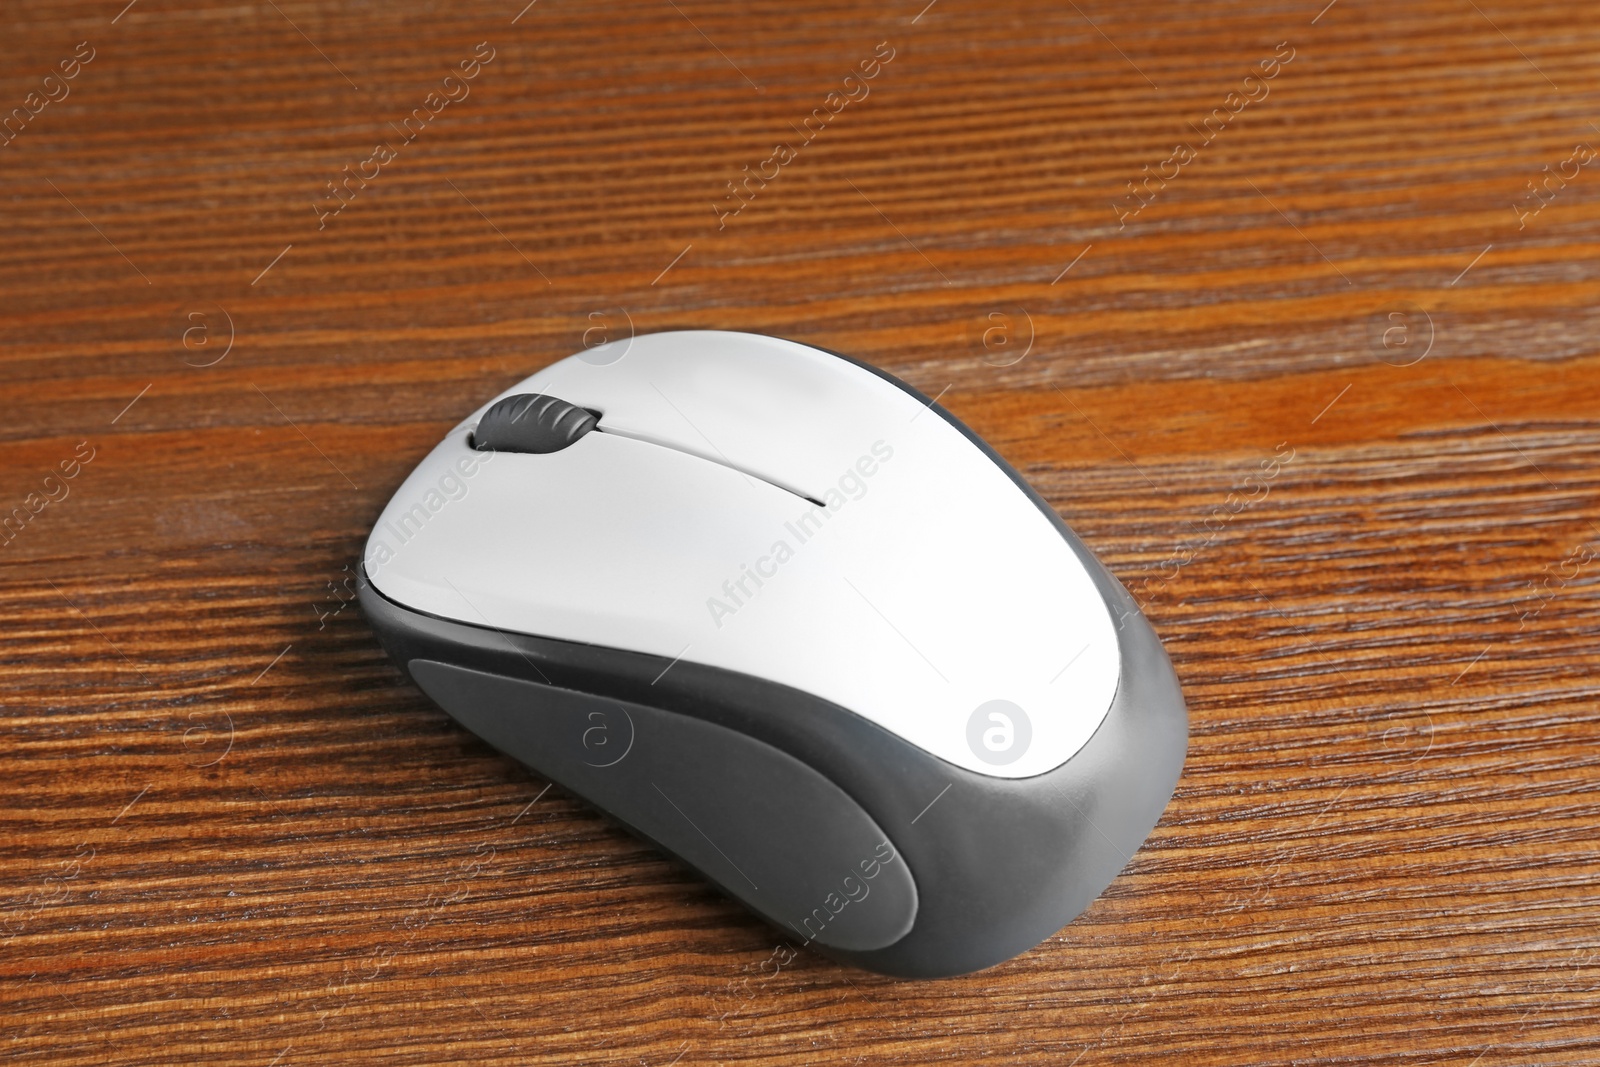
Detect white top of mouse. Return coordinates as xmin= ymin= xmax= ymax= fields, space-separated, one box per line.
xmin=364 ymin=330 xmax=1120 ymax=778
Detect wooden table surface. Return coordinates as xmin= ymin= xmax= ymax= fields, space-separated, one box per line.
xmin=4 ymin=0 xmax=1598 ymax=1063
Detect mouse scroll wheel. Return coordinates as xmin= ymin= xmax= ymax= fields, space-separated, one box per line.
xmin=473 ymin=393 xmax=599 ymax=454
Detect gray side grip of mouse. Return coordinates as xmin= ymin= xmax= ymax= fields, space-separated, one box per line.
xmin=358 ymin=560 xmax=1186 ymax=978
xmin=404 ymin=658 xmax=918 ymax=952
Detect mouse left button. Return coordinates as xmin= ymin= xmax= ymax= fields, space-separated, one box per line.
xmin=473 ymin=393 xmax=598 ymax=453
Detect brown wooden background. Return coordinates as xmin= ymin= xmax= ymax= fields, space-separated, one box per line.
xmin=3 ymin=0 xmax=1598 ymax=1063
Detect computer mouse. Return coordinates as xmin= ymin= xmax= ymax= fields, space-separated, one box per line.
xmin=357 ymin=329 xmax=1187 ymax=978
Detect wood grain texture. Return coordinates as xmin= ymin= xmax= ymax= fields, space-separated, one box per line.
xmin=2 ymin=0 xmax=1598 ymax=1063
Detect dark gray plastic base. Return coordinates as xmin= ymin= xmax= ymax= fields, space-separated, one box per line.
xmin=359 ymin=540 xmax=1185 ymax=977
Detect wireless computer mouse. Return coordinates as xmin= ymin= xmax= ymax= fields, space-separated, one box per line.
xmin=357 ymin=329 xmax=1187 ymax=978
